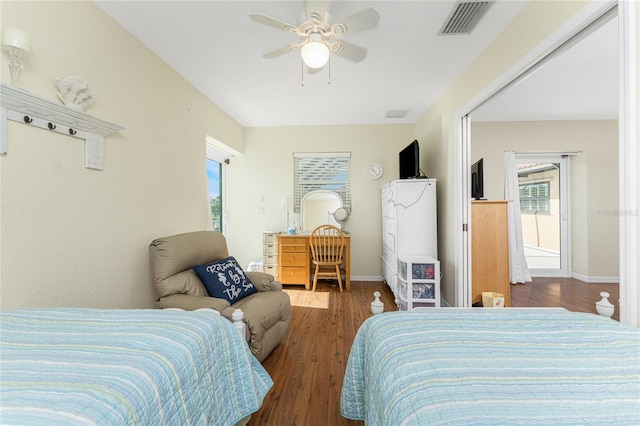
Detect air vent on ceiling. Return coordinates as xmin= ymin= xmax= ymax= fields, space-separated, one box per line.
xmin=386 ymin=109 xmax=410 ymax=119
xmin=438 ymin=0 xmax=494 ymax=35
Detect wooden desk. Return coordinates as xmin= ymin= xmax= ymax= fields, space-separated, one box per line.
xmin=278 ymin=233 xmax=351 ymax=291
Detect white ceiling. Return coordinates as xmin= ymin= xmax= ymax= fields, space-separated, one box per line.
xmin=472 ymin=13 xmax=618 ymax=121
xmin=94 ymin=1 xmax=618 ymax=128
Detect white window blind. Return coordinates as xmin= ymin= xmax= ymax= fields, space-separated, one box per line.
xmin=519 ymin=182 xmax=550 ymax=214
xmin=293 ymin=152 xmax=351 ymax=213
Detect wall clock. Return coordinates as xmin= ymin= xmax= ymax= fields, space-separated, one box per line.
xmin=367 ymin=162 xmax=383 ymax=180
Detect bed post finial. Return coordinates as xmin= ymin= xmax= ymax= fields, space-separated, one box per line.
xmin=371 ymin=291 xmax=384 ymax=315
xmin=232 ymin=309 xmax=246 ymax=336
xmin=596 ymin=291 xmax=615 ymax=318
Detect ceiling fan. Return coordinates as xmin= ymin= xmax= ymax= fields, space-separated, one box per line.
xmin=249 ymin=0 xmax=380 ymax=70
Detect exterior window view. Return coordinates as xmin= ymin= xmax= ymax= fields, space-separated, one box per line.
xmin=518 ymin=162 xmax=560 ymax=270
xmin=206 ymin=158 xmax=222 ymax=233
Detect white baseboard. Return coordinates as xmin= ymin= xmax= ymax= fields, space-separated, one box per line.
xmin=571 ymin=272 xmax=619 ymax=284
xmin=350 ymin=276 xmax=384 ymax=282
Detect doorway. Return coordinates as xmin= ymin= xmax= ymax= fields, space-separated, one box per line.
xmin=516 ymin=154 xmax=570 ymax=277
xmin=456 ymin=2 xmax=637 ymax=325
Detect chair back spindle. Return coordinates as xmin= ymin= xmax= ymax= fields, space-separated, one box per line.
xmin=309 ymin=225 xmax=346 ymax=292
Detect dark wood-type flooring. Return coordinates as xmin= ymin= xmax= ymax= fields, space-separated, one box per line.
xmin=247 ymin=278 xmax=619 ymax=425
xmin=511 ymin=277 xmax=619 ymax=321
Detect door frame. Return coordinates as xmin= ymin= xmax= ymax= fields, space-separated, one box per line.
xmin=515 ymin=153 xmax=570 ymax=277
xmin=454 ymin=0 xmax=637 ymax=326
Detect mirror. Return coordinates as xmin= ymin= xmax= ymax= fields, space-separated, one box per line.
xmin=333 ymin=207 xmax=351 ymax=232
xmin=301 ymin=190 xmax=342 ymax=231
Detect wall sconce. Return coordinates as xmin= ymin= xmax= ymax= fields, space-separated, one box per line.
xmin=2 ymin=27 xmax=31 ymax=86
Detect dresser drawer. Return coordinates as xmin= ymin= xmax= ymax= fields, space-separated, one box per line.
xmin=280 ymin=252 xmax=307 ymax=266
xmin=263 ymin=232 xmax=279 ymax=244
xmin=382 ymin=243 xmax=396 ymax=268
xmin=383 ymin=232 xmax=396 ymax=252
xmin=264 ymin=244 xmax=278 ymax=255
xmin=263 ymin=265 xmax=278 ymax=277
xmin=281 ymin=236 xmax=307 ymax=245
xmin=280 ymin=243 xmax=307 ymax=253
xmin=279 ymin=267 xmax=307 ymax=284
xmin=263 ymin=255 xmax=278 ymax=266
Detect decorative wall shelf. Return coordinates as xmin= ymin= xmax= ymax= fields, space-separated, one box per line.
xmin=0 ymin=83 xmax=124 ymax=170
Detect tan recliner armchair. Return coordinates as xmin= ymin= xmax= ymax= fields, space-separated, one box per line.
xmin=149 ymin=230 xmax=291 ymax=363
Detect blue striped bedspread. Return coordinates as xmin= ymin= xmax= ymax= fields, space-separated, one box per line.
xmin=0 ymin=308 xmax=273 ymax=425
xmin=341 ymin=309 xmax=640 ymax=425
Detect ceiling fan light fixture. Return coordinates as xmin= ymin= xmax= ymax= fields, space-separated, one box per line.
xmin=300 ymin=33 xmax=329 ymax=68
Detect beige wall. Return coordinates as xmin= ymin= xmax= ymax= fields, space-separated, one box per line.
xmin=0 ymin=2 xmax=413 ymax=310
xmin=0 ymin=1 xmax=243 ymax=309
xmin=225 ymin=124 xmax=414 ymax=277
xmin=471 ymin=120 xmax=619 ymax=279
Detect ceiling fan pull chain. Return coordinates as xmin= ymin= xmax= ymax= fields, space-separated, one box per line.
xmin=328 ymin=56 xmax=331 ymax=85
xmin=301 ymin=58 xmax=305 ymax=87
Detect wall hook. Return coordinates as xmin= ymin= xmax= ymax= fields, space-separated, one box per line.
xmin=68 ymin=128 xmax=76 ymax=136
xmin=23 ymin=115 xmax=32 ymax=124
xmin=47 ymin=122 xmax=56 ymax=130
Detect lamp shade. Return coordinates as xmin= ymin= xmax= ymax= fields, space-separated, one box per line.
xmin=300 ymin=33 xmax=329 ymax=69
xmin=281 ymin=196 xmax=292 ymax=208
xmin=3 ymin=27 xmax=31 ymax=54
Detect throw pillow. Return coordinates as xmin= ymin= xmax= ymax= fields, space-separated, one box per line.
xmin=193 ymin=257 xmax=257 ymax=304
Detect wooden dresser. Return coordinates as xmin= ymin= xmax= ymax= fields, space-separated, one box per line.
xmin=278 ymin=235 xmax=310 ymax=289
xmin=277 ymin=233 xmax=351 ymax=291
xmin=471 ymin=200 xmax=510 ymax=306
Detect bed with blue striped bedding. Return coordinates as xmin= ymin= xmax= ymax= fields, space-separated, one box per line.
xmin=0 ymin=308 xmax=272 ymax=425
xmin=341 ymin=309 xmax=640 ymax=425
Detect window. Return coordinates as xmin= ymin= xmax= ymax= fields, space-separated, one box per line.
xmin=293 ymin=152 xmax=351 ymax=212
xmin=206 ymin=137 xmax=234 ymax=235
xmin=519 ymin=182 xmax=550 ymax=214
xmin=206 ymin=157 xmax=223 ymax=233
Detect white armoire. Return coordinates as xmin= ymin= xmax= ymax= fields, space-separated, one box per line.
xmin=381 ymin=179 xmax=438 ymax=304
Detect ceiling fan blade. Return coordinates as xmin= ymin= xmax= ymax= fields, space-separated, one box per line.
xmin=332 ymin=7 xmax=380 ymax=37
xmin=331 ymin=40 xmax=368 ymax=63
xmin=304 ymin=0 xmax=326 ymax=23
xmin=249 ymin=13 xmax=297 ymax=33
xmin=263 ymin=43 xmax=300 ymax=59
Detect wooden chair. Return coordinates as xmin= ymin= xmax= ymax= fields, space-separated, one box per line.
xmin=309 ymin=224 xmax=346 ymax=292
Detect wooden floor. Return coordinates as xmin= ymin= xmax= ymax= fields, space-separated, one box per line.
xmin=511 ymin=277 xmax=620 ymax=321
xmin=247 ymin=278 xmax=619 ymax=425
xmin=247 ymin=281 xmax=393 ymax=426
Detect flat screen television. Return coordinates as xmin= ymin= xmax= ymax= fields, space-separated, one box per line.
xmin=399 ymin=140 xmax=420 ymax=179
xmin=471 ymin=158 xmax=484 ymax=200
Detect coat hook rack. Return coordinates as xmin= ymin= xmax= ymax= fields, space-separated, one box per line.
xmin=0 ymin=83 xmax=124 ymax=170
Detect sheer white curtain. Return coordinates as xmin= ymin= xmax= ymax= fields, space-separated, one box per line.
xmin=504 ymin=151 xmax=532 ymax=284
